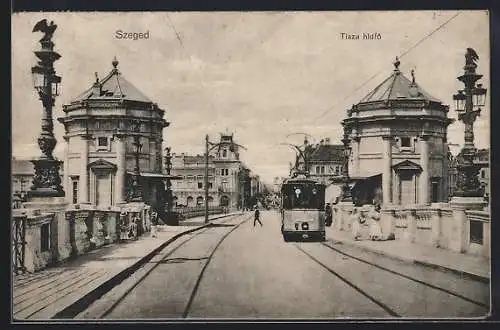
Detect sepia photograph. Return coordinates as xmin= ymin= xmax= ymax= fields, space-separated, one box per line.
xmin=11 ymin=10 xmax=490 ymax=321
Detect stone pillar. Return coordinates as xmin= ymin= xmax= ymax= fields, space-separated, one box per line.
xmin=406 ymin=208 xmax=417 ymax=242
xmin=382 ymin=135 xmax=392 ymax=205
xmin=63 ymin=136 xmax=70 ymax=203
xmin=380 ymin=206 xmax=395 ymax=240
xmin=430 ymin=206 xmax=442 ymax=247
xmin=419 ymin=135 xmax=430 ymax=205
xmin=449 ymin=196 xmax=487 ymax=253
xmin=79 ymin=135 xmax=90 ymax=204
xmin=115 ymin=135 xmax=126 ymax=204
xmin=352 ymin=136 xmax=360 ymax=177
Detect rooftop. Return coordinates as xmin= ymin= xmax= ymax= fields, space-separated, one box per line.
xmin=359 ymin=57 xmax=442 ymax=104
xmin=70 ymin=57 xmax=153 ymax=104
xmin=309 ymin=144 xmax=344 ymax=163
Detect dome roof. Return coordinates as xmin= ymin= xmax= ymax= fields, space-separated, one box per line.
xmin=70 ymin=57 xmax=153 ymax=103
xmin=359 ymin=57 xmax=442 ymax=104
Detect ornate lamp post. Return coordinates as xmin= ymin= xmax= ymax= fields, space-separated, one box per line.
xmin=163 ymin=147 xmax=181 ymax=224
xmin=340 ymin=128 xmax=352 ymax=202
xmin=452 ymin=48 xmax=487 ymax=197
xmin=29 ymin=19 xmax=64 ymax=197
xmin=127 ymin=121 xmax=143 ymax=202
xmin=204 ymin=134 xmax=246 ymax=223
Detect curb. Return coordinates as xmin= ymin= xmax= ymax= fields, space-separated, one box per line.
xmin=52 ymin=212 xmax=240 ymax=319
xmin=330 ymin=234 xmax=490 ymax=284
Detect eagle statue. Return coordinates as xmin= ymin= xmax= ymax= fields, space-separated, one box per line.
xmin=32 ymin=19 xmax=57 ymax=41
xmin=465 ymin=47 xmax=479 ymax=66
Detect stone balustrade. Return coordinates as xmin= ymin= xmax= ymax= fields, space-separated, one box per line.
xmin=332 ymin=201 xmax=490 ymax=258
xmin=12 ymin=201 xmax=153 ymax=274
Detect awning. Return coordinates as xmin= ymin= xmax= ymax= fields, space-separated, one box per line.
xmin=350 ymin=173 xmax=382 ymax=181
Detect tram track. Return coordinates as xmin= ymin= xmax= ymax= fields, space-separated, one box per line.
xmin=84 ymin=213 xmax=251 ymax=319
xmin=319 ymin=242 xmax=489 ymax=309
xmin=295 ymin=244 xmax=400 ymax=317
xmin=294 ymin=241 xmax=489 ymax=318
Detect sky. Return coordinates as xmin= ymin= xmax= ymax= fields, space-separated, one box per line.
xmin=12 ymin=11 xmax=490 ymax=184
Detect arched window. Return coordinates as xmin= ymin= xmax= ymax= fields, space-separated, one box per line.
xmin=187 ymin=196 xmax=194 ymax=206
xmin=196 ymin=196 xmax=204 ymax=205
xmin=223 ymin=149 xmax=227 ymax=157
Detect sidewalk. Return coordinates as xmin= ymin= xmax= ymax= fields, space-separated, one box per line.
xmin=326 ymin=227 xmax=490 ymax=283
xmin=12 ymin=212 xmax=240 ymax=320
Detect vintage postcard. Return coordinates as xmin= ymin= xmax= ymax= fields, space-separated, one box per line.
xmin=11 ymin=11 xmax=490 ymax=321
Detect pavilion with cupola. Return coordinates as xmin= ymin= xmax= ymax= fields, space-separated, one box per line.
xmin=343 ymin=57 xmax=454 ymax=207
xmin=57 ymin=58 xmax=169 ymax=210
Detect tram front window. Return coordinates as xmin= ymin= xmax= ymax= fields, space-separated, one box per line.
xmin=282 ymin=184 xmax=325 ymax=210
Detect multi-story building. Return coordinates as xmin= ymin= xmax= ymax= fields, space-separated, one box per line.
xmin=292 ymin=138 xmax=345 ymax=203
xmin=171 ymin=133 xmax=257 ymax=209
xmin=57 ymin=58 xmax=169 ymax=209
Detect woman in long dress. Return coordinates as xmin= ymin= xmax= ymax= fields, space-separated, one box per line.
xmin=368 ymin=204 xmax=383 ymax=240
xmin=351 ymin=208 xmax=361 ymax=240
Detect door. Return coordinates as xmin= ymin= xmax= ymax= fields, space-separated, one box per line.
xmin=95 ymin=172 xmax=112 ymax=206
xmin=399 ymin=172 xmax=414 ymax=205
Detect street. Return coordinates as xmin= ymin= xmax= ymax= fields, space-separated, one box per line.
xmin=79 ymin=211 xmax=489 ymax=319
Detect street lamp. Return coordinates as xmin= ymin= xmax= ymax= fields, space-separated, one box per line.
xmin=452 ymin=48 xmax=487 ymax=197
xmin=28 ymin=19 xmax=64 ymax=198
xmin=127 ymin=120 xmax=143 ymax=202
xmin=340 ymin=127 xmax=352 ymax=202
xmin=163 ymin=147 xmax=182 ymax=225
xmin=204 ymin=134 xmax=246 ymax=223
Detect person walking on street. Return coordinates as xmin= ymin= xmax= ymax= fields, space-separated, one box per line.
xmin=253 ymin=206 xmax=263 ymax=227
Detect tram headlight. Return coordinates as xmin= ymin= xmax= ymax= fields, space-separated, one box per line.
xmin=301 ymin=222 xmax=309 ymax=230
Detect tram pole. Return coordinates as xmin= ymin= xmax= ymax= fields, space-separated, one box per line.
xmin=204 ymin=134 xmax=209 ymax=224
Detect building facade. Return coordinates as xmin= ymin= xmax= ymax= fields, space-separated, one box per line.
xmin=344 ymin=58 xmax=454 ymax=206
xmin=171 ymin=133 xmax=256 ymax=209
xmin=57 ymin=58 xmax=169 ymax=209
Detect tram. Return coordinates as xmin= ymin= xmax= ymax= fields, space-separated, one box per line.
xmin=280 ymin=174 xmax=327 ymax=242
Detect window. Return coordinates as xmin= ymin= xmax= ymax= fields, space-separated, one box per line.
xmin=198 ymin=182 xmax=203 ymax=189
xmin=281 ymin=183 xmax=325 ymax=210
xmin=316 ymin=166 xmax=320 ymax=174
xmin=223 ymin=149 xmax=227 ymax=157
xmin=401 ymin=137 xmax=411 ymax=148
xmin=209 ymin=182 xmax=213 ymax=188
xmin=72 ymin=180 xmax=79 ymax=204
xmin=98 ymin=137 xmax=108 ymax=147
xmin=320 ymin=166 xmax=325 ymax=174
xmin=226 ymin=169 xmax=229 ymax=176
xmin=481 ymin=170 xmax=486 ymax=179
xmin=41 ymin=223 xmax=50 ymax=252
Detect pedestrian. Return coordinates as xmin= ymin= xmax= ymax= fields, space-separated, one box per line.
xmin=325 ymin=203 xmax=333 ymax=227
xmin=253 ymin=206 xmax=263 ymax=227
xmin=151 ymin=211 xmax=158 ymax=238
xmin=119 ymin=211 xmax=129 ymax=242
xmin=368 ymin=204 xmax=383 ymax=241
xmin=351 ymin=208 xmax=362 ymax=240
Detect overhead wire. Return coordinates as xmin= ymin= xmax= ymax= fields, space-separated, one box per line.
xmin=311 ymin=11 xmax=462 ymax=123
